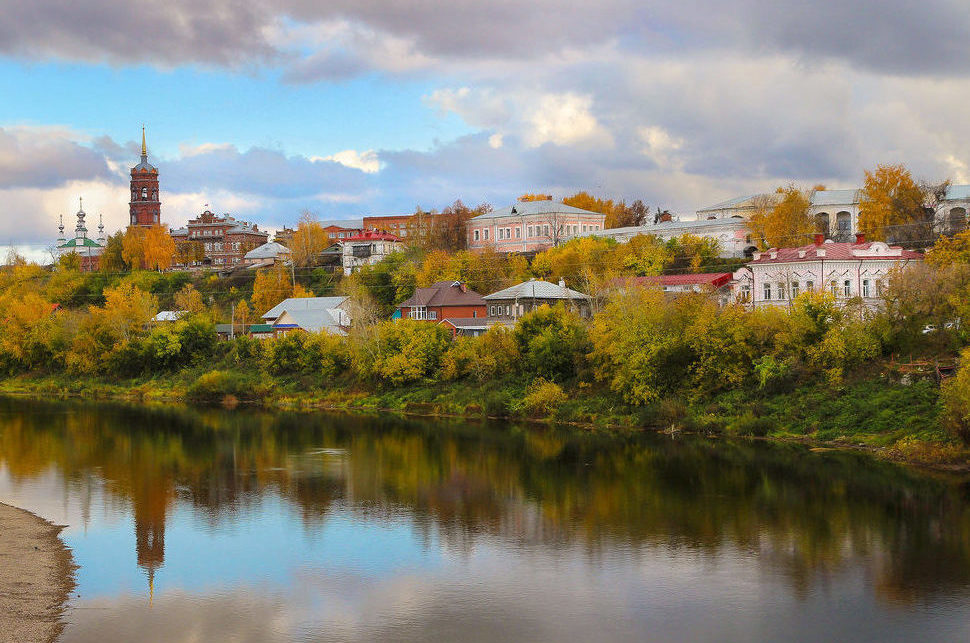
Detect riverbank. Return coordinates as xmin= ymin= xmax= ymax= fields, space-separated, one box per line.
xmin=0 ymin=367 xmax=966 ymax=470
xmin=0 ymin=503 xmax=75 ymax=643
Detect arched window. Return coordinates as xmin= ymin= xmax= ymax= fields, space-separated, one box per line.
xmin=142 ymin=187 xmax=148 ymax=199
xmin=151 ymin=189 xmax=157 ymax=201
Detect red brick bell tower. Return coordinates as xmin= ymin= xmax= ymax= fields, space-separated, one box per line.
xmin=129 ymin=127 xmax=160 ymax=227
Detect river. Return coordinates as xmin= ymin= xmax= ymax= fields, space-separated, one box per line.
xmin=1 ymin=397 xmax=969 ymax=642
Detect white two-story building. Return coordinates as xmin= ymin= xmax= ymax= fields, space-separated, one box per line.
xmin=745 ymin=234 xmax=922 ymax=309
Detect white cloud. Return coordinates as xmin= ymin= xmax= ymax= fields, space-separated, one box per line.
xmin=525 ymin=93 xmax=613 ymax=149
xmin=316 ymin=149 xmax=380 ymax=174
xmin=178 ymin=142 xmax=236 ymax=158
xmin=488 ymin=133 xmax=504 ymax=149
xmin=638 ymin=126 xmax=684 ymax=170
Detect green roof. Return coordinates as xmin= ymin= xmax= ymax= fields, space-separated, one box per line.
xmin=249 ymin=324 xmax=274 ymax=333
xmin=59 ymin=237 xmax=102 ymax=248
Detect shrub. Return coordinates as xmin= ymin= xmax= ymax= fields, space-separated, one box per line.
xmin=520 ymin=379 xmax=567 ymax=417
xmin=942 ymin=351 xmax=970 ymax=444
xmin=513 ymin=304 xmax=589 ymax=382
xmin=351 ymin=320 xmax=452 ymax=385
xmin=263 ymin=332 xmax=349 ymax=379
xmin=186 ymin=370 xmax=268 ymax=405
xmin=441 ymin=326 xmax=520 ymax=382
xmin=726 ymin=411 xmax=774 ymax=437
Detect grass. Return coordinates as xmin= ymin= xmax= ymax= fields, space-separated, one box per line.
xmin=0 ymin=363 xmax=963 ymax=468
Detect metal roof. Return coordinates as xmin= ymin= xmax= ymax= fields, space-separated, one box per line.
xmin=946 ymin=184 xmax=970 ymax=200
xmin=398 ymin=281 xmax=485 ymax=308
xmin=469 ymin=200 xmax=604 ymax=221
xmin=244 ymin=241 xmax=291 ymax=260
xmin=262 ymin=296 xmax=348 ymax=320
xmin=483 ymin=279 xmax=590 ymax=301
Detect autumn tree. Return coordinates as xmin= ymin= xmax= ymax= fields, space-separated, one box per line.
xmin=531 ymin=237 xmax=622 ymax=301
xmin=174 ymin=284 xmax=206 ymax=315
xmin=408 ymin=201 xmax=491 ymax=252
xmin=858 ymin=164 xmax=929 ymax=243
xmin=174 ymin=239 xmax=204 ymax=267
xmin=143 ymin=225 xmax=176 ymax=271
xmin=121 ymin=227 xmax=145 ymax=269
xmin=291 ymin=210 xmax=329 ymax=266
xmin=251 ymin=263 xmax=294 ymax=314
xmin=747 ymin=185 xmax=814 ymax=249
xmin=518 ymin=194 xmax=553 ymax=202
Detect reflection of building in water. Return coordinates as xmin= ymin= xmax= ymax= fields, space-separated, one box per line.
xmin=132 ymin=476 xmax=173 ymax=603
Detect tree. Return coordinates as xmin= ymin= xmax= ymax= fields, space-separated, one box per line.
xmin=174 ymin=239 xmax=204 ymax=267
xmin=531 ymin=237 xmax=621 ymax=301
xmin=518 ymin=194 xmax=553 ymax=202
xmin=747 ymin=185 xmax=814 ymax=249
xmin=174 ymin=284 xmax=206 ymax=315
xmin=291 ymin=210 xmax=329 ymax=266
xmin=121 ymin=227 xmax=145 ymax=269
xmin=407 ymin=201 xmax=491 ymax=252
xmin=251 ymin=263 xmax=294 ymax=314
xmin=858 ymin=164 xmax=928 ymax=243
xmin=926 ymin=229 xmax=970 ymax=267
xmin=143 ymin=225 xmax=176 ymax=271
xmin=100 ymin=231 xmax=128 ymax=272
xmin=665 ymin=233 xmax=722 ymax=273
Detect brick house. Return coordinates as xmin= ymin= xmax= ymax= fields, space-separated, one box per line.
xmin=397 ymin=281 xmax=486 ymax=321
xmin=363 ymin=214 xmax=413 ymax=239
xmin=170 ymin=209 xmax=268 ymax=269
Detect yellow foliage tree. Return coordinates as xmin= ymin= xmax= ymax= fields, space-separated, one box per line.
xmin=518 ymin=193 xmax=553 ymax=202
xmin=531 ymin=237 xmax=622 ymax=295
xmin=251 ymin=263 xmax=293 ymax=314
xmin=174 ymin=284 xmax=206 ymax=314
xmin=291 ymin=211 xmax=329 ymax=266
xmin=121 ymin=227 xmax=145 ymax=269
xmin=747 ymin=185 xmax=814 ymax=248
xmin=858 ymin=164 xmax=926 ymax=242
xmin=926 ymin=230 xmax=970 ymax=267
xmin=143 ymin=225 xmax=176 ymax=271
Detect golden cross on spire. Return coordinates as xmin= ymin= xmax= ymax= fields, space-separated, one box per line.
xmin=141 ymin=125 xmax=147 ymax=157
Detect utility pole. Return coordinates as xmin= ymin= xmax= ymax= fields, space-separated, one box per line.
xmin=230 ymin=302 xmax=235 ymax=340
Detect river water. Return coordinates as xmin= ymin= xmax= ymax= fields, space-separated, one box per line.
xmin=1 ymin=397 xmax=970 ymax=642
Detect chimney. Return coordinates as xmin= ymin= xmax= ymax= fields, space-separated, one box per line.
xmin=814 ymin=233 xmax=824 ymax=246
xmin=558 ymin=278 xmax=566 ymax=288
xmin=855 ymin=232 xmax=866 ymax=244
xmin=660 ymin=212 xmax=673 ymax=223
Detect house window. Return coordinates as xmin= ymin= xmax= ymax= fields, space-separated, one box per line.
xmin=806 ymin=280 xmax=814 ymax=291
xmin=497 ymin=228 xmax=503 ymax=240
xmin=790 ymin=282 xmax=799 ymax=298
xmin=862 ymin=279 xmax=870 ymax=297
xmin=830 ymin=281 xmax=838 ymax=296
xmin=505 ymin=305 xmax=511 ymax=316
xmin=843 ymin=280 xmax=851 ymax=297
xmin=544 ymin=225 xmax=550 ymax=236
xmin=582 ymin=225 xmax=587 ymax=232
xmin=777 ymin=282 xmax=786 ymax=300
xmin=763 ymin=283 xmax=772 ymax=300
xmin=484 ymin=229 xmax=489 ymax=240
xmin=505 ymin=227 xmax=511 ymax=239
xmin=472 ymin=311 xmax=478 ymax=318
xmin=740 ymin=284 xmax=751 ymax=302
xmin=474 ymin=230 xmax=480 ymax=242
xmin=515 ymin=227 xmax=521 ymax=238
xmin=875 ymin=279 xmax=883 ymax=296
xmin=528 ymin=226 xmax=534 ymax=237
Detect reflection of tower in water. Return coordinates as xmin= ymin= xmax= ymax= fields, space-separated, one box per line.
xmin=132 ymin=476 xmax=172 ymax=606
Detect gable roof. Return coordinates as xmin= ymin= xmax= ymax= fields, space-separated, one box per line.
xmin=273 ymin=308 xmax=348 ymax=335
xmin=262 ymin=296 xmax=349 ymax=320
xmin=483 ymin=279 xmax=590 ymax=301
xmin=244 ymin=241 xmax=291 ymax=260
xmin=398 ymin=281 xmax=485 ymax=308
xmin=470 ymin=200 xmax=604 ymax=221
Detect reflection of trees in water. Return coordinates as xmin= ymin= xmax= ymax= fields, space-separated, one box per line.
xmin=1 ymin=397 xmax=970 ymax=604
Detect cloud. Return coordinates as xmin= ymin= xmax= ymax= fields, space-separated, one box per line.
xmin=525 ymin=93 xmax=613 ymax=148
xmin=0 ymin=127 xmax=116 ymax=189
xmin=0 ymin=0 xmax=278 ymax=67
xmin=318 ymin=149 xmax=381 ymax=174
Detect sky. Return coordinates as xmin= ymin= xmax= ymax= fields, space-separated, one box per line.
xmin=3 ymin=0 xmax=970 ymax=258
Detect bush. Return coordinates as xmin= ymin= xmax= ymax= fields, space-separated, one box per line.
xmin=513 ymin=304 xmax=589 ymax=382
xmin=942 ymin=351 xmax=970 ymax=444
xmin=186 ymin=370 xmax=269 ymax=405
xmin=352 ymin=320 xmax=452 ymax=386
xmin=726 ymin=411 xmax=774 ymax=437
xmin=263 ymin=331 xmax=349 ymax=379
xmin=441 ymin=326 xmax=520 ymax=382
xmin=520 ymin=378 xmax=567 ymax=417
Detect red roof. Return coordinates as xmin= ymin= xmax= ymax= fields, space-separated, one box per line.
xmin=749 ymin=241 xmax=923 ymax=264
xmin=344 ymin=230 xmax=402 ymax=242
xmin=398 ymin=281 xmax=486 ymax=308
xmin=616 ymin=273 xmax=733 ymax=288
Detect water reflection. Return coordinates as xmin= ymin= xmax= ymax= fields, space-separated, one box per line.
xmin=1 ymin=397 xmax=970 ymax=641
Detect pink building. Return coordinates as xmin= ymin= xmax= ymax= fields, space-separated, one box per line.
xmin=466 ymin=198 xmax=606 ymax=252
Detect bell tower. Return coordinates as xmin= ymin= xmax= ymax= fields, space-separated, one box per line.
xmin=129 ymin=126 xmax=160 ymax=227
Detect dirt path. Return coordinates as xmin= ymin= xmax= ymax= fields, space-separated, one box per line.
xmin=0 ymin=503 xmax=75 ymax=643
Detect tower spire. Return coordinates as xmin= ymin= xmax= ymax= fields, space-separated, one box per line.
xmin=141 ymin=125 xmax=147 ymax=158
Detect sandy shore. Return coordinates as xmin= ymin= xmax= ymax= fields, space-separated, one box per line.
xmin=0 ymin=503 xmax=76 ymax=643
